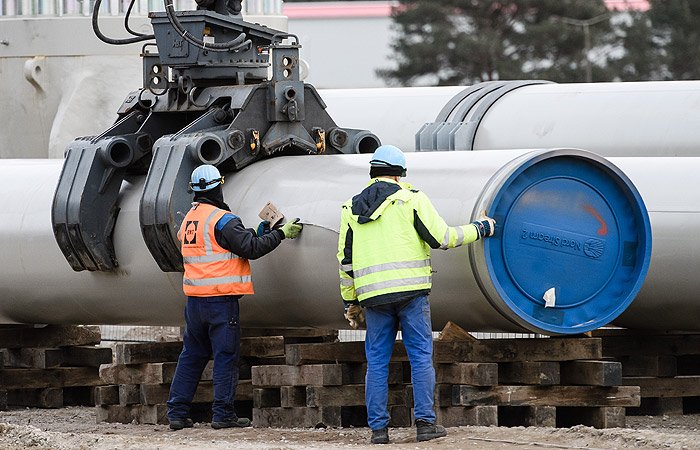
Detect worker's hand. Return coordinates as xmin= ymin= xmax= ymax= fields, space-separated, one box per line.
xmin=344 ymin=304 xmax=365 ymax=330
xmin=471 ymin=212 xmax=496 ymax=239
xmin=256 ymin=220 xmax=271 ymax=236
xmin=280 ymin=218 xmax=303 ymax=239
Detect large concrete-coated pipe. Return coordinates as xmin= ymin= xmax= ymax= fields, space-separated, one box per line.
xmin=320 ymin=81 xmax=700 ymax=157
xmin=447 ymin=81 xmax=700 ymax=156
xmin=0 ymin=150 xmax=651 ymax=335
xmin=611 ymin=158 xmax=699 ymax=330
xmin=321 ymin=87 xmax=464 ymax=151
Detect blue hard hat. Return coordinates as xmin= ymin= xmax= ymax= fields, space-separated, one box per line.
xmin=370 ymin=145 xmax=406 ymax=172
xmin=190 ymin=164 xmax=223 ymax=192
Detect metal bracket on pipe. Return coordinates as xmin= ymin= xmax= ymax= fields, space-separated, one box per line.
xmin=51 ymin=111 xmax=152 ymax=271
xmin=416 ymin=80 xmax=552 ymax=151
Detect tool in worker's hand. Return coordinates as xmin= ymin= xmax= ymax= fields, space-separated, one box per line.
xmin=258 ymin=201 xmax=285 ymax=229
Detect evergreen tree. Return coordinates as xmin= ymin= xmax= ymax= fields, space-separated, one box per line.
xmin=378 ymin=0 xmax=620 ymax=85
xmin=647 ymin=0 xmax=700 ymax=80
xmin=612 ymin=10 xmax=664 ymax=81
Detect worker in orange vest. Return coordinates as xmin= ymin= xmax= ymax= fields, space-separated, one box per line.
xmin=167 ymin=164 xmax=302 ymax=430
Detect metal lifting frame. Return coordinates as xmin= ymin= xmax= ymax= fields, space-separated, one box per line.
xmin=52 ymin=0 xmax=379 ymax=272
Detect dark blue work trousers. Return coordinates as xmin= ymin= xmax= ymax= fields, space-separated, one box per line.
xmin=364 ymin=295 xmax=436 ymax=430
xmin=167 ymin=295 xmax=241 ymax=423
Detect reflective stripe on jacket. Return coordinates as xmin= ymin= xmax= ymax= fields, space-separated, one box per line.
xmin=337 ymin=178 xmax=479 ymax=304
xmin=181 ymin=202 xmax=254 ymax=296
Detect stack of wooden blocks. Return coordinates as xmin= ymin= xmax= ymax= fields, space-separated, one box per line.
xmin=94 ymin=328 xmax=337 ymax=424
xmin=0 ymin=325 xmax=111 ymax=410
xmin=251 ymin=324 xmax=640 ymax=429
xmin=598 ymin=329 xmax=700 ymax=416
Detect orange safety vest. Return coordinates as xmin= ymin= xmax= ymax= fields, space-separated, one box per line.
xmin=180 ymin=202 xmax=254 ymax=296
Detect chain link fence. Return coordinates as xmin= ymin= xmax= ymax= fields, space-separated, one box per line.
xmin=0 ymin=0 xmax=282 ymax=17
xmin=99 ymin=325 xmax=539 ymax=343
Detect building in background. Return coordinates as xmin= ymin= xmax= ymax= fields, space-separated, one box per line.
xmin=285 ymin=1 xmax=397 ymax=88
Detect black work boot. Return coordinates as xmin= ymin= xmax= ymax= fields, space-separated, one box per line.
xmin=415 ymin=419 xmax=447 ymax=442
xmin=371 ymin=427 xmax=389 ymax=444
xmin=211 ymin=417 xmax=252 ymax=429
xmin=169 ymin=418 xmax=194 ymax=430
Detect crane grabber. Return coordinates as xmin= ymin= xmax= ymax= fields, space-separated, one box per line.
xmin=51 ymin=0 xmax=380 ymax=273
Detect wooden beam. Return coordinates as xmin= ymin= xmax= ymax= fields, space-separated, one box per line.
xmin=437 ymin=321 xmax=475 ymax=342
xmin=620 ymin=355 xmax=677 ymax=377
xmin=2 ymin=348 xmax=64 ymax=368
xmin=560 ymin=361 xmax=622 ymax=387
xmin=99 ymin=363 xmax=177 ymax=385
xmin=0 ymin=325 xmax=100 ymax=349
xmin=240 ymin=337 xmax=286 ymax=358
xmin=96 ymin=404 xmax=142 ymax=424
xmin=622 ymin=375 xmax=700 ymax=398
xmin=285 ymin=338 xmax=601 ymax=365
xmin=285 ymin=342 xmax=365 ymax=365
xmin=0 ymin=367 xmax=103 ymax=389
xmin=140 ymin=380 xmax=252 ymax=405
xmin=452 ymin=385 xmax=640 ymax=407
xmin=112 ymin=337 xmax=285 ymax=366
xmin=436 ymin=406 xmax=498 ymax=427
xmin=118 ymin=384 xmax=140 ymax=406
xmin=252 ymin=364 xmax=343 ymax=387
xmin=252 ymin=407 xmax=342 ymax=428
xmin=253 ymin=388 xmax=280 ymax=408
xmin=433 ymin=338 xmax=602 ymax=363
xmin=305 ymin=384 xmax=406 ymax=408
xmin=0 ymin=346 xmax=108 ymax=372
xmin=7 ymin=388 xmax=63 ymax=408
xmin=113 ymin=342 xmax=182 ymax=365
xmin=435 ymin=363 xmax=497 ymax=386
xmin=499 ymin=362 xmax=560 ymax=385
xmin=602 ymin=334 xmax=700 ymax=357
xmin=251 ymin=362 xmax=401 ymax=387
xmin=242 ymin=327 xmax=338 ymax=341
xmin=95 ymin=385 xmax=119 ymax=406
xmin=280 ymin=386 xmax=306 ymax=408
xmin=139 ymin=404 xmax=168 ymax=425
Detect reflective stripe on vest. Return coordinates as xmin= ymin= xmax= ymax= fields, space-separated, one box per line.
xmin=353 ymin=259 xmax=430 ymax=278
xmin=181 ymin=203 xmax=253 ymax=296
xmin=183 ymin=275 xmax=253 ymax=286
xmin=440 ymin=227 xmax=469 ymax=249
xmin=352 ymin=258 xmax=432 ymax=299
xmin=183 ymin=253 xmax=240 ymax=264
xmin=355 ymin=276 xmax=432 ymax=297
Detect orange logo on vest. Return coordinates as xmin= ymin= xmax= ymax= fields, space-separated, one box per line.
xmin=184 ymin=221 xmax=198 ymax=244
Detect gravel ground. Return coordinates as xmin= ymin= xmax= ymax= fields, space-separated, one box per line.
xmin=1 ymin=407 xmax=699 ymax=449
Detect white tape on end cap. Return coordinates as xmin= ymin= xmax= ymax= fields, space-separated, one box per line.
xmin=543 ymin=287 xmax=556 ymax=308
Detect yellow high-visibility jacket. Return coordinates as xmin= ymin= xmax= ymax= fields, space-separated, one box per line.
xmin=337 ymin=178 xmax=480 ymax=307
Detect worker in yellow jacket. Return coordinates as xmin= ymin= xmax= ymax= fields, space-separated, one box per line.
xmin=337 ymin=145 xmax=496 ymax=444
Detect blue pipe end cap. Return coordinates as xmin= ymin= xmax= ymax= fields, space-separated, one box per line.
xmin=471 ymin=149 xmax=652 ymax=335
